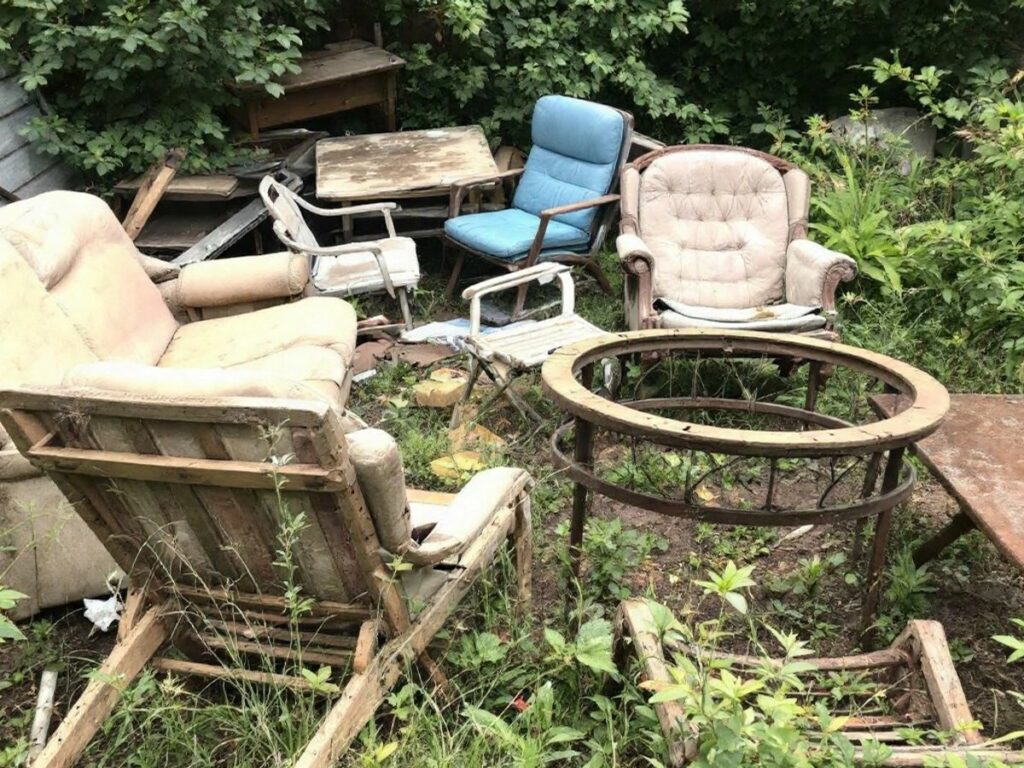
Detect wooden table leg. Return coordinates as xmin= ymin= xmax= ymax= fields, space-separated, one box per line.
xmin=385 ymin=72 xmax=397 ymax=132
xmin=860 ymin=446 xmax=905 ymax=647
xmin=913 ymin=509 xmax=975 ymax=567
xmin=569 ymin=364 xmax=595 ymax=584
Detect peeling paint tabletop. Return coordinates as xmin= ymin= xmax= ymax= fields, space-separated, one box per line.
xmin=316 ymin=125 xmax=498 ymax=202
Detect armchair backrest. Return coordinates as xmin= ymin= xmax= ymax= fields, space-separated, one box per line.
xmin=0 ymin=387 xmax=410 ymax=609
xmin=0 ymin=192 xmax=178 ymax=370
xmin=512 ymin=95 xmax=633 ymax=233
xmin=259 ymin=176 xmax=320 ymax=251
xmin=621 ymin=145 xmax=811 ymax=309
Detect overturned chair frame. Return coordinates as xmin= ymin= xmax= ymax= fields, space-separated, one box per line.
xmin=615 ymin=599 xmax=1023 ymax=766
xmin=455 ymin=263 xmax=607 ymax=426
xmin=1 ymin=388 xmax=531 ymax=768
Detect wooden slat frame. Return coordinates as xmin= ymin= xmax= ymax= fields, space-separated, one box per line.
xmin=0 ymin=384 xmax=534 ymax=768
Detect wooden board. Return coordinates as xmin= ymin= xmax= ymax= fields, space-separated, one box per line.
xmin=316 ymin=126 xmax=498 ymax=202
xmin=115 ymin=174 xmax=239 ymax=199
xmin=0 ymin=72 xmax=77 ymax=202
xmin=871 ymin=393 xmax=1024 ymax=570
xmin=234 ymin=43 xmax=404 ymax=94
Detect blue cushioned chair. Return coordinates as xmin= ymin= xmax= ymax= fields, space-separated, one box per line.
xmin=444 ymin=95 xmax=633 ymax=318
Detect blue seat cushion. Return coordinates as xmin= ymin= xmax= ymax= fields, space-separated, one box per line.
xmin=444 ymin=208 xmax=590 ymax=261
xmin=512 ymin=95 xmax=626 ymax=232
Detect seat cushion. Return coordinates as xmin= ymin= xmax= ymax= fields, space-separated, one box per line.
xmin=512 ymin=95 xmax=626 ymax=232
xmin=158 ymin=297 xmax=357 ymax=407
xmin=640 ymin=149 xmax=791 ymax=309
xmin=444 ymin=208 xmax=590 ymax=261
xmin=313 ymin=237 xmax=420 ymax=295
xmin=658 ymin=300 xmax=826 ymax=332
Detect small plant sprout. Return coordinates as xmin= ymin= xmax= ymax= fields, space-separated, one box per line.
xmin=694 ymin=561 xmax=757 ymax=615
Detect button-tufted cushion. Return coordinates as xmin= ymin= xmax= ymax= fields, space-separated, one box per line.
xmin=639 ymin=150 xmax=790 ymax=309
xmin=511 ymin=95 xmax=626 ymax=233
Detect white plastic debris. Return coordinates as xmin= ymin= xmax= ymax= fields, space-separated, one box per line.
xmin=83 ymin=594 xmax=123 ymax=632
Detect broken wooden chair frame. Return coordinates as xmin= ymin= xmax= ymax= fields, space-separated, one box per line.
xmin=0 ymin=388 xmax=532 ymax=768
xmin=541 ymin=330 xmax=949 ymax=645
xmin=614 ymin=599 xmax=1024 ymax=766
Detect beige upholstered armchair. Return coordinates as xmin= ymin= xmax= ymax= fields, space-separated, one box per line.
xmin=0 ymin=190 xmax=361 ymax=618
xmin=618 ymin=146 xmax=857 ymax=338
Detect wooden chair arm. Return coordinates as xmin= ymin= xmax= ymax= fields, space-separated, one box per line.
xmin=448 ymin=168 xmax=525 ymax=216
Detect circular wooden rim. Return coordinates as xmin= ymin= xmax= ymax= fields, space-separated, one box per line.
xmin=540 ymin=330 xmax=949 ymax=457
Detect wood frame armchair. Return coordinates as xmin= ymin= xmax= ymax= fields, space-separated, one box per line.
xmin=1 ymin=387 xmax=532 ymax=768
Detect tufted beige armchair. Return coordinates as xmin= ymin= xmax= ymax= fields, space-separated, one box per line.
xmin=617 ymin=145 xmax=857 ymax=338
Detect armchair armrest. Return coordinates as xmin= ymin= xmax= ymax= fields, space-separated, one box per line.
xmin=173 ymin=252 xmax=310 ymax=309
xmin=462 ymin=263 xmax=574 ymax=336
xmin=448 ymin=168 xmax=524 ymax=217
xmin=524 ymin=193 xmax=621 ymax=267
xmin=785 ymin=239 xmax=858 ymax=311
xmin=403 ymin=467 xmax=532 ymax=565
xmin=617 ymin=233 xmax=656 ymax=331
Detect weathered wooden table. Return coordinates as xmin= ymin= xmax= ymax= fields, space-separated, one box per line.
xmin=871 ymin=393 xmax=1024 ymax=571
xmin=235 ymin=41 xmax=405 ymax=137
xmin=541 ymin=330 xmax=950 ymax=640
xmin=316 ymin=125 xmax=499 ymax=240
xmin=316 ymin=125 xmax=497 ymax=202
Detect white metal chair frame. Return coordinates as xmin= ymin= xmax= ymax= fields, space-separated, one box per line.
xmin=457 ymin=263 xmax=606 ymax=425
xmin=259 ymin=176 xmax=415 ymax=329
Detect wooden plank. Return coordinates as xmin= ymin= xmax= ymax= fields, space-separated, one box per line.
xmin=9 ymin=161 xmax=75 ymax=199
xmin=122 ymin=148 xmax=187 ymax=239
xmin=26 ymin=443 xmax=349 ymax=492
xmin=115 ymin=173 xmax=238 ymax=198
xmin=200 ymin=634 xmax=353 ymax=668
xmin=218 ymin=424 xmax=352 ymax=602
xmin=616 ymin=601 xmax=693 ymax=767
xmin=152 ymin=657 xmax=321 ymax=693
xmin=172 ymin=197 xmax=269 ymax=265
xmin=0 ymin=104 xmax=33 ymax=159
xmin=0 ymin=74 xmax=31 ymax=118
xmin=235 ymin=45 xmax=404 ymax=94
xmin=254 ymin=74 xmax=387 ymax=131
xmin=32 ymin=604 xmax=168 ymax=768
xmin=168 ymin=585 xmax=371 ymax=621
xmin=0 ymin=142 xmax=59 ymax=194
xmin=905 ymin=620 xmax=983 ymax=744
xmin=316 ymin=126 xmax=499 ymax=202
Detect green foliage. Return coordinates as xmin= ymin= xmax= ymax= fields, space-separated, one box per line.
xmin=556 ymin=516 xmax=668 ymax=602
xmin=0 ymin=0 xmax=328 ymax=180
xmin=384 ymin=0 xmax=1022 ymax=145
xmin=993 ymin=618 xmax=1024 ymax=664
xmin=0 ymin=586 xmax=26 ymax=643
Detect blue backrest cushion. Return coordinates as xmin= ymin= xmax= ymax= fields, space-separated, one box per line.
xmin=512 ymin=95 xmax=626 ymax=233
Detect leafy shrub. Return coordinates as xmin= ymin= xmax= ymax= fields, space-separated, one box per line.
xmin=0 ymin=0 xmax=328 ymax=179
xmin=383 ymin=0 xmax=1022 ymax=145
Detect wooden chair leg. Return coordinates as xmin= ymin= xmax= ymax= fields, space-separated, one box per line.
xmin=445 ymin=251 xmax=465 ymax=300
xmin=513 ymin=492 xmax=533 ymax=614
xmin=512 ymin=281 xmax=530 ymax=320
xmin=34 ymin=604 xmax=167 ymax=768
xmin=913 ymin=509 xmax=975 ymax=567
xmin=585 ymin=257 xmax=614 ymax=295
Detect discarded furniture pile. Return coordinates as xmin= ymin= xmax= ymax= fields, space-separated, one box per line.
xmin=3 ymin=69 xmax=1023 ymax=767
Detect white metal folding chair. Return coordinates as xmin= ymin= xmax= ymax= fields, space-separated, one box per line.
xmin=260 ymin=176 xmax=420 ymax=329
xmin=456 ymin=263 xmax=607 ymax=425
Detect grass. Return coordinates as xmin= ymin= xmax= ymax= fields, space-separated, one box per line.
xmin=3 ymin=248 xmax=1024 ymax=766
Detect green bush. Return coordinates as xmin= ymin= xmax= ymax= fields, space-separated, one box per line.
xmin=384 ymin=0 xmax=1023 ymax=145
xmin=0 ymin=0 xmax=329 ymax=179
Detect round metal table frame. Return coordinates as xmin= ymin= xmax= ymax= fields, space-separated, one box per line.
xmin=541 ymin=329 xmax=950 ymax=643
